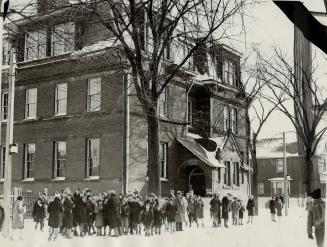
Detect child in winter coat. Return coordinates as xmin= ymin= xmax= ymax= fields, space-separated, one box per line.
xmin=132 ymin=197 xmax=143 ymax=235
xmin=153 ymin=199 xmax=162 ymax=235
xmin=95 ymin=200 xmax=104 ymax=236
xmin=187 ymin=196 xmax=197 ymax=227
xmin=165 ymin=198 xmax=177 ymax=234
xmin=195 ymin=196 xmax=204 ymax=227
xmin=32 ymin=198 xmax=46 ymax=231
xmin=238 ymin=200 xmax=245 ymax=225
xmin=276 ymin=198 xmax=283 ymax=223
xmin=231 ymin=197 xmax=241 ymax=226
xmin=161 ymin=198 xmax=169 ymax=231
xmin=141 ymin=201 xmax=154 ymax=237
xmin=120 ymin=197 xmax=130 ymax=235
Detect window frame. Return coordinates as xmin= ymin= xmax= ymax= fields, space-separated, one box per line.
xmin=54 ymin=141 xmax=66 ymax=179
xmin=160 ymin=142 xmax=168 ymax=180
xmin=24 ymin=143 xmax=35 ymax=180
xmin=25 ymin=88 xmax=37 ymax=119
xmin=223 ymin=60 xmax=236 ymax=86
xmin=0 ymin=146 xmax=5 ymax=179
xmin=224 ymin=161 xmax=231 ymax=186
xmin=24 ymin=30 xmax=47 ymax=61
xmin=276 ymin=159 xmax=284 ymax=173
xmin=231 ymin=108 xmax=237 ymax=133
xmin=187 ymin=99 xmax=192 ymax=126
xmin=1 ymin=92 xmax=8 ymax=121
xmin=86 ymin=138 xmax=100 ymax=178
xmin=223 ymin=106 xmax=229 ymax=131
xmin=258 ymin=182 xmax=264 ymax=195
xmin=87 ymin=78 xmax=102 ymax=112
xmin=159 ymin=87 xmax=168 ymax=117
xmin=55 ymin=83 xmax=67 ymax=116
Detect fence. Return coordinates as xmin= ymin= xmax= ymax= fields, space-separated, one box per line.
xmin=0 ymin=189 xmax=41 ymax=219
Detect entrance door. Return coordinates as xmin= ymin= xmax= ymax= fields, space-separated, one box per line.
xmin=189 ymin=167 xmax=206 ymax=196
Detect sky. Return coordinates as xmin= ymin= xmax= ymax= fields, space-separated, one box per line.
xmin=243 ymin=0 xmax=327 ymax=140
xmin=9 ymin=0 xmax=327 ymax=141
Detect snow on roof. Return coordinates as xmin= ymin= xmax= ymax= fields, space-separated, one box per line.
xmin=256 ymin=138 xmax=299 ymax=159
xmin=194 ymin=73 xmax=217 ymax=82
xmin=71 ymin=38 xmax=121 ymax=56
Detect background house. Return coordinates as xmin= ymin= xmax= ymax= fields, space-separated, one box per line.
xmin=256 ymin=137 xmax=326 ymax=202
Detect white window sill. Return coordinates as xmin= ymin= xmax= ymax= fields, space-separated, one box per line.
xmin=223 ymin=185 xmax=232 ymax=189
xmin=24 ymin=117 xmax=38 ymax=121
xmin=54 ymin=114 xmax=67 ymax=118
xmin=22 ymin=178 xmax=34 ymax=182
xmin=0 ymin=179 xmax=4 ymax=183
xmin=232 ymin=185 xmax=240 ymax=190
xmin=160 ymin=178 xmax=168 ymax=182
xmin=85 ymin=176 xmax=100 ymax=181
xmin=52 ymin=177 xmax=65 ymax=181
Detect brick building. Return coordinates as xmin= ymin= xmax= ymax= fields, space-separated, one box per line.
xmin=0 ymin=2 xmax=251 ymax=198
xmin=256 ymin=138 xmax=327 ymax=198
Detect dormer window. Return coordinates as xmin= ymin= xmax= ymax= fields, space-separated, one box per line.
xmin=25 ymin=30 xmax=47 ymax=61
xmin=223 ymin=60 xmax=236 ymax=86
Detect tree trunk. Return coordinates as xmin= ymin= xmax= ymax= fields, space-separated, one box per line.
xmin=304 ymin=153 xmax=314 ymax=194
xmin=252 ymin=154 xmax=259 ymax=216
xmin=147 ymin=111 xmax=161 ymax=197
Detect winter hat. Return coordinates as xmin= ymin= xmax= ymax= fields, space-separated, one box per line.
xmin=311 ymin=188 xmax=321 ymax=199
xmin=54 ymin=192 xmax=61 ymax=199
xmin=17 ymin=196 xmax=23 ymax=201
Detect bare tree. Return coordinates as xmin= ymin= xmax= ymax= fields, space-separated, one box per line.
xmin=238 ymin=51 xmax=278 ymax=214
xmin=259 ymin=47 xmax=327 ymax=194
xmin=7 ymin=0 xmax=251 ymax=196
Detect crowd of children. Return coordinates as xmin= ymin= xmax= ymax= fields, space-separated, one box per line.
xmin=7 ymin=188 xmax=255 ymax=241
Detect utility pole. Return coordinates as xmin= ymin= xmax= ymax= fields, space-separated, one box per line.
xmin=2 ymin=38 xmax=15 ymax=238
xmin=283 ymin=132 xmax=288 ymax=216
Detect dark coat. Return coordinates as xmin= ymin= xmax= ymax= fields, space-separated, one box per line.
xmin=269 ymin=199 xmax=276 ymax=214
xmin=210 ymin=198 xmax=221 ymax=214
xmin=246 ymin=199 xmax=255 ymax=216
xmin=32 ymin=201 xmax=45 ymax=222
xmin=120 ymin=203 xmax=130 ymax=218
xmin=48 ymin=198 xmax=63 ymax=228
xmin=276 ymin=201 xmax=283 ymax=216
xmin=222 ymin=196 xmax=231 ymax=219
xmin=165 ymin=203 xmax=177 ymax=222
xmin=86 ymin=200 xmax=96 ymax=222
xmin=62 ymin=198 xmax=74 ymax=228
xmin=73 ymin=196 xmax=87 ymax=224
xmin=195 ymin=200 xmax=204 ymax=219
xmin=131 ymin=201 xmax=143 ymax=224
xmin=141 ymin=209 xmax=154 ymax=227
xmin=187 ymin=200 xmax=196 ymax=214
xmin=153 ymin=205 xmax=162 ymax=226
xmin=106 ymin=195 xmax=121 ymax=228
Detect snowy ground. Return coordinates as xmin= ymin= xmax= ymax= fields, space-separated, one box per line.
xmin=0 ymin=203 xmax=317 ymax=247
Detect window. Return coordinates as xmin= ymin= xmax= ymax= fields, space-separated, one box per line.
xmin=0 ymin=146 xmax=5 ymax=179
xmin=24 ymin=144 xmax=35 ymax=179
xmin=25 ymin=88 xmax=37 ymax=119
xmin=258 ymin=183 xmax=264 ymax=195
xmin=218 ymin=168 xmax=221 ymax=183
xmin=87 ymin=78 xmax=101 ymax=112
xmin=276 ymin=181 xmax=283 ymax=195
xmin=318 ymin=158 xmax=327 ymax=173
xmin=54 ymin=141 xmax=66 ymax=179
xmin=223 ymin=60 xmax=236 ymax=86
xmin=24 ymin=30 xmax=47 ymax=61
xmin=224 ymin=161 xmax=231 ymax=186
xmin=276 ymin=159 xmax=284 ymax=173
xmin=187 ymin=99 xmax=192 ymax=126
xmin=160 ymin=142 xmax=168 ymax=179
xmin=86 ymin=138 xmax=100 ymax=178
xmin=272 ymin=180 xmax=291 ymax=195
xmin=233 ymin=162 xmax=240 ymax=186
xmin=223 ymin=106 xmax=229 ymax=131
xmin=55 ymin=83 xmax=67 ymax=115
xmin=1 ymin=92 xmax=8 ymax=120
xmin=159 ymin=87 xmax=168 ymax=116
xmin=241 ymin=169 xmax=244 ymax=184
xmin=231 ymin=108 xmax=237 ymax=133
xmin=51 ymin=22 xmax=75 ymax=56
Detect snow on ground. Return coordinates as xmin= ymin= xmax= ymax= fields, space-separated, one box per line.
xmin=0 ymin=202 xmax=317 ymax=247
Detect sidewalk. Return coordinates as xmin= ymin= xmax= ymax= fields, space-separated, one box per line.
xmin=0 ymin=206 xmax=317 ymax=247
